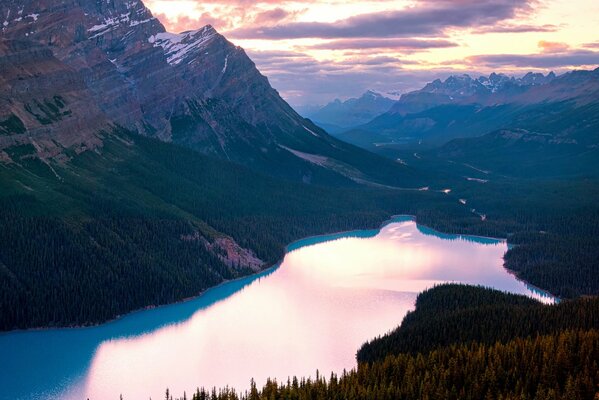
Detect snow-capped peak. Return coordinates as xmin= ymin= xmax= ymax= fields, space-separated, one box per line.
xmin=368 ymin=90 xmax=402 ymax=101
xmin=150 ymin=25 xmax=217 ymax=66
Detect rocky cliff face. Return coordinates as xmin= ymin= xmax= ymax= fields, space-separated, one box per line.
xmin=1 ymin=0 xmax=411 ymax=186
xmin=0 ymin=39 xmax=107 ymax=160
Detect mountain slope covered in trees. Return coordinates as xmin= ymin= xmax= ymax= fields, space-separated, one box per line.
xmin=358 ymin=284 xmax=599 ymax=363
xmin=0 ymin=127 xmax=462 ymax=330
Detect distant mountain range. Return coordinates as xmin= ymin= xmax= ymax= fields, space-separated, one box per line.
xmin=387 ymin=71 xmax=557 ymax=116
xmin=300 ymin=91 xmax=397 ymax=133
xmin=0 ymin=0 xmax=417 ymax=187
xmin=331 ymin=69 xmax=599 ymax=178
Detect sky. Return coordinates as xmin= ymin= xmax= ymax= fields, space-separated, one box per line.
xmin=145 ymin=0 xmax=599 ymax=106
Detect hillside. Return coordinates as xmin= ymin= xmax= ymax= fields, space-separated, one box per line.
xmin=0 ymin=126 xmax=459 ymax=330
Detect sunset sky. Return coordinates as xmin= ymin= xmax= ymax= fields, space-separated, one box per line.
xmin=145 ymin=0 xmax=599 ymax=106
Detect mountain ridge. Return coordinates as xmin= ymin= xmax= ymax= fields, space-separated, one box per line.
xmin=337 ymin=67 xmax=599 ymax=155
xmin=301 ymin=90 xmax=396 ymax=133
xmin=0 ymin=0 xmax=421 ymax=187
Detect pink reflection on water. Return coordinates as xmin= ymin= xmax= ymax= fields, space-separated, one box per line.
xmin=69 ymin=220 xmax=551 ymax=400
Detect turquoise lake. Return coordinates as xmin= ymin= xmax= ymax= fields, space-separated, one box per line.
xmin=0 ymin=216 xmax=555 ymax=400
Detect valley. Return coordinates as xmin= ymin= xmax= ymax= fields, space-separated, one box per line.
xmin=0 ymin=0 xmax=598 ymax=398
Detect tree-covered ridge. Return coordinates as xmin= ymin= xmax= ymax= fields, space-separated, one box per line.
xmin=2 ymin=126 xmax=599 ymax=330
xmin=358 ymin=284 xmax=599 ymax=363
xmin=179 ymin=330 xmax=598 ymax=400
xmin=0 ymin=129 xmax=458 ymax=330
xmin=155 ymin=284 xmax=599 ymax=400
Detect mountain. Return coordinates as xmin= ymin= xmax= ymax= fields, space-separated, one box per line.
xmin=337 ymin=69 xmax=599 ymax=159
xmin=0 ymin=125 xmax=444 ymax=330
xmin=388 ymin=72 xmax=557 ymax=116
xmin=0 ymin=0 xmax=420 ymax=187
xmin=0 ymin=0 xmax=443 ymax=330
xmin=302 ymin=90 xmax=396 ymax=133
xmin=0 ymin=39 xmax=107 ymax=159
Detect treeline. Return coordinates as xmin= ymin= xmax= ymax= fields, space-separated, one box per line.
xmin=417 ymin=178 xmax=599 ymax=299
xmin=175 ymin=330 xmax=599 ymax=400
xmin=0 ymin=209 xmax=235 ymax=329
xmin=505 ymin=224 xmax=599 ymax=298
xmin=358 ymin=284 xmax=599 ymax=363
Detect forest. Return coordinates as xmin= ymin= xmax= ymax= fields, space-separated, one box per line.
xmin=358 ymin=284 xmax=599 ymax=362
xmin=154 ymin=285 xmax=599 ymax=400
xmin=1 ymin=128 xmax=599 ymax=329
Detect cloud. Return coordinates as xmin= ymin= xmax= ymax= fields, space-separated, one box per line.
xmin=303 ymin=38 xmax=458 ymax=51
xmin=538 ymin=40 xmax=570 ymax=53
xmin=227 ymin=0 xmax=536 ymax=39
xmin=252 ymin=7 xmax=305 ymax=26
xmin=145 ymin=0 xmax=598 ymax=107
xmin=245 ymin=49 xmax=451 ymax=105
xmin=153 ymin=11 xmax=226 ymax=33
xmin=472 ymin=23 xmax=558 ymax=34
xmin=466 ymin=50 xmax=599 ymax=69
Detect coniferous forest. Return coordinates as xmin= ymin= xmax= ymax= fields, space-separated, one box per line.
xmin=1 ymin=130 xmax=599 ymax=330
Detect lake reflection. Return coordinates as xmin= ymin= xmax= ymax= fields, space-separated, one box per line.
xmin=0 ymin=217 xmax=554 ymax=400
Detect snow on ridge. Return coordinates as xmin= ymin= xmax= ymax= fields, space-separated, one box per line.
xmin=369 ymin=89 xmax=402 ymax=101
xmin=150 ymin=25 xmax=217 ymax=66
xmin=87 ymin=9 xmax=155 ymax=38
xmin=221 ymin=54 xmax=229 ymax=74
xmin=303 ymin=125 xmax=319 ymax=137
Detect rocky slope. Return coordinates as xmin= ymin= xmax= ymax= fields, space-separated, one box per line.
xmin=0 ymin=39 xmax=107 ymax=161
xmin=0 ymin=0 xmax=419 ymax=187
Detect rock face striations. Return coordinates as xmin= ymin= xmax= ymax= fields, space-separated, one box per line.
xmin=1 ymin=0 xmax=413 ymax=185
xmin=0 ymin=39 xmax=107 ymax=159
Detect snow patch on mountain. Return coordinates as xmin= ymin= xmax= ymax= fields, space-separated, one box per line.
xmin=150 ymin=25 xmax=217 ymax=66
xmin=303 ymin=125 xmax=319 ymax=137
xmin=280 ymin=145 xmax=328 ymax=166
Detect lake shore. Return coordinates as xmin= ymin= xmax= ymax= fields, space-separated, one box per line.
xmin=0 ymin=214 xmax=550 ymax=335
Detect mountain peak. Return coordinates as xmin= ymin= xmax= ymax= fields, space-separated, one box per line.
xmin=149 ymin=24 xmax=219 ymax=65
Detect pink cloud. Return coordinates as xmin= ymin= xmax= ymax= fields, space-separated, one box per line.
xmin=304 ymin=38 xmax=457 ymax=51
xmin=154 ymin=11 xmax=227 ymax=33
xmin=253 ymin=7 xmax=304 ymax=26
xmin=538 ymin=40 xmax=570 ymax=53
